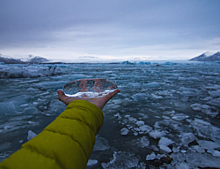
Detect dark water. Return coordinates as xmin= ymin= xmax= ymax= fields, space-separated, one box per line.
xmin=0 ymin=62 xmax=220 ymax=168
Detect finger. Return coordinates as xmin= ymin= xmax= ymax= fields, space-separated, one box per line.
xmin=104 ymin=89 xmax=120 ymax=101
xmin=57 ymin=90 xmax=68 ymax=102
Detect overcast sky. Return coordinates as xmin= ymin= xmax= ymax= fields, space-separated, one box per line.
xmin=0 ymin=0 xmax=220 ymax=61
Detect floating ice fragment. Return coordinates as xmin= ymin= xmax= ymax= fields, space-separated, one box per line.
xmin=197 ymin=140 xmax=219 ymax=150
xmin=127 ymin=116 xmax=137 ymax=123
xmin=124 ymin=115 xmax=130 ymax=118
xmin=135 ymin=121 xmax=145 ymax=127
xmin=121 ymin=128 xmax=129 ymax=135
xmin=158 ymin=137 xmax=174 ymax=146
xmin=205 ymin=84 xmax=220 ymax=90
xmin=20 ymin=104 xmax=29 ymax=107
xmin=87 ymin=159 xmax=98 ymax=167
xmin=191 ymin=103 xmax=202 ymax=111
xmin=47 ymin=100 xmax=66 ymax=115
xmin=143 ymin=82 xmax=160 ymax=88
xmin=139 ymin=125 xmax=152 ymax=133
xmin=207 ymin=98 xmax=220 ymax=107
xmin=134 ymin=132 xmax=138 ymax=136
xmin=191 ymin=145 xmax=205 ymax=153
xmin=149 ymin=130 xmax=165 ymax=139
xmin=181 ymin=149 xmax=187 ymax=153
xmin=193 ymin=118 xmax=211 ymax=125
xmin=191 ymin=119 xmax=220 ymax=144
xmin=0 ymin=101 xmax=16 ymax=114
xmin=9 ymin=115 xmax=32 ymax=121
xmin=114 ymin=113 xmax=121 ymax=119
xmin=156 ymin=90 xmax=173 ymax=96
xmin=140 ymin=136 xmax=149 ymax=148
xmin=181 ymin=133 xmax=196 ymax=147
xmin=39 ymin=91 xmax=50 ymax=96
xmin=191 ymin=103 xmax=211 ymax=112
xmin=134 ymin=127 xmax=140 ymax=132
xmin=172 ymin=113 xmax=189 ymax=121
xmin=131 ymin=93 xmax=148 ymax=102
xmin=27 ymin=130 xmax=37 ymax=140
xmin=172 ymin=147 xmax=180 ymax=153
xmin=202 ymin=96 xmax=213 ymax=101
xmin=138 ymin=61 xmax=151 ymax=65
xmin=171 ymin=151 xmax=220 ymax=168
xmin=33 ymin=81 xmax=68 ymax=90
xmin=208 ymin=90 xmax=220 ymax=97
xmin=163 ymin=116 xmax=170 ymax=120
xmin=137 ymin=113 xmax=148 ymax=119
xmin=146 ymin=152 xmax=157 ymax=160
xmin=101 ymin=151 xmax=139 ymax=169
xmin=175 ymin=162 xmax=190 ymax=169
xmin=146 ymin=152 xmax=166 ymax=161
xmin=93 ymin=135 xmax=110 ymax=151
xmin=22 ymin=107 xmax=40 ymax=114
xmin=159 ymin=145 xmax=172 ymax=153
xmin=112 ymin=99 xmax=122 ymax=105
xmin=212 ymin=150 xmax=220 ymax=158
xmin=0 ymin=142 xmax=12 ymax=151
xmin=151 ymin=94 xmax=163 ymax=99
xmin=127 ymin=83 xmax=141 ymax=87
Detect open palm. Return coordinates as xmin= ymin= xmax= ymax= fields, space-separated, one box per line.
xmin=57 ymin=89 xmax=120 ymax=110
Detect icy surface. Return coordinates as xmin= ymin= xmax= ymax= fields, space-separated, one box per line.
xmin=101 ymin=151 xmax=142 ymax=169
xmin=93 ymin=135 xmax=110 ymax=151
xmin=181 ymin=133 xmax=196 ymax=146
xmin=159 ymin=145 xmax=172 ymax=153
xmin=87 ymin=159 xmax=98 ymax=167
xmin=27 ymin=130 xmax=37 ymax=141
xmin=120 ymin=128 xmax=129 ymax=135
xmin=149 ymin=130 xmax=165 ymax=139
xmin=1 ymin=62 xmax=220 ymax=168
xmin=158 ymin=137 xmax=174 ymax=146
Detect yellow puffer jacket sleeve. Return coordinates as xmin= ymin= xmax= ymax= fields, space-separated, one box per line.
xmin=0 ymin=100 xmax=104 ymax=169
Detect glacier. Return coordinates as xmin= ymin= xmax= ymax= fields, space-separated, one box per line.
xmin=0 ymin=61 xmax=220 ymax=168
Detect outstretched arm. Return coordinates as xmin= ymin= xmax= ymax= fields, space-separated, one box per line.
xmin=0 ymin=89 xmax=119 ymax=169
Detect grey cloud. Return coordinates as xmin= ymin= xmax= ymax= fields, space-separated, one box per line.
xmin=0 ymin=0 xmax=220 ymax=59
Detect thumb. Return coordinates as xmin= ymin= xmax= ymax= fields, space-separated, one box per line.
xmin=57 ymin=90 xmax=68 ymax=103
xmin=104 ymin=89 xmax=120 ymax=102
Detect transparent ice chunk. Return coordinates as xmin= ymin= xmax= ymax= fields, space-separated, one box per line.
xmin=63 ymin=78 xmax=118 ymax=98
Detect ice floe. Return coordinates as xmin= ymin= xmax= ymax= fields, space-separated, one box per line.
xmin=207 ymin=98 xmax=220 ymax=107
xmin=143 ymin=82 xmax=160 ymax=88
xmin=180 ymin=133 xmax=196 ymax=147
xmin=120 ymin=128 xmax=129 ymax=135
xmin=87 ymin=159 xmax=98 ymax=167
xmin=93 ymin=135 xmax=110 ymax=151
xmin=101 ymin=151 xmax=145 ymax=169
xmin=149 ymin=130 xmax=165 ymax=139
xmin=1 ymin=62 xmax=220 ymax=168
xmin=131 ymin=93 xmax=148 ymax=102
xmin=27 ymin=130 xmax=37 ymax=141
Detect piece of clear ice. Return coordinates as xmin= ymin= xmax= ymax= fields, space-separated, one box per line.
xmin=63 ymin=78 xmax=118 ymax=98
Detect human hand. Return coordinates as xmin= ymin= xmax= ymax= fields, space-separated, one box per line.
xmin=57 ymin=89 xmax=120 ymax=110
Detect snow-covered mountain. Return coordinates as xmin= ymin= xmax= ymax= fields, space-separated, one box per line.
xmin=0 ymin=54 xmax=49 ymax=64
xmin=190 ymin=52 xmax=220 ymax=61
xmin=0 ymin=54 xmax=25 ymax=64
xmin=28 ymin=56 xmax=49 ymax=63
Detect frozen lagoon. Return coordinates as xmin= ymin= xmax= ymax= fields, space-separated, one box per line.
xmin=0 ymin=62 xmax=220 ymax=168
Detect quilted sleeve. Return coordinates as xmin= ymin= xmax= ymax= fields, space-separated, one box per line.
xmin=0 ymin=100 xmax=104 ymax=169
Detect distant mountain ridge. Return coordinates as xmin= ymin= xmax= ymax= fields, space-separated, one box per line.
xmin=28 ymin=56 xmax=49 ymax=63
xmin=190 ymin=52 xmax=220 ymax=61
xmin=0 ymin=54 xmax=24 ymax=64
xmin=0 ymin=54 xmax=49 ymax=64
